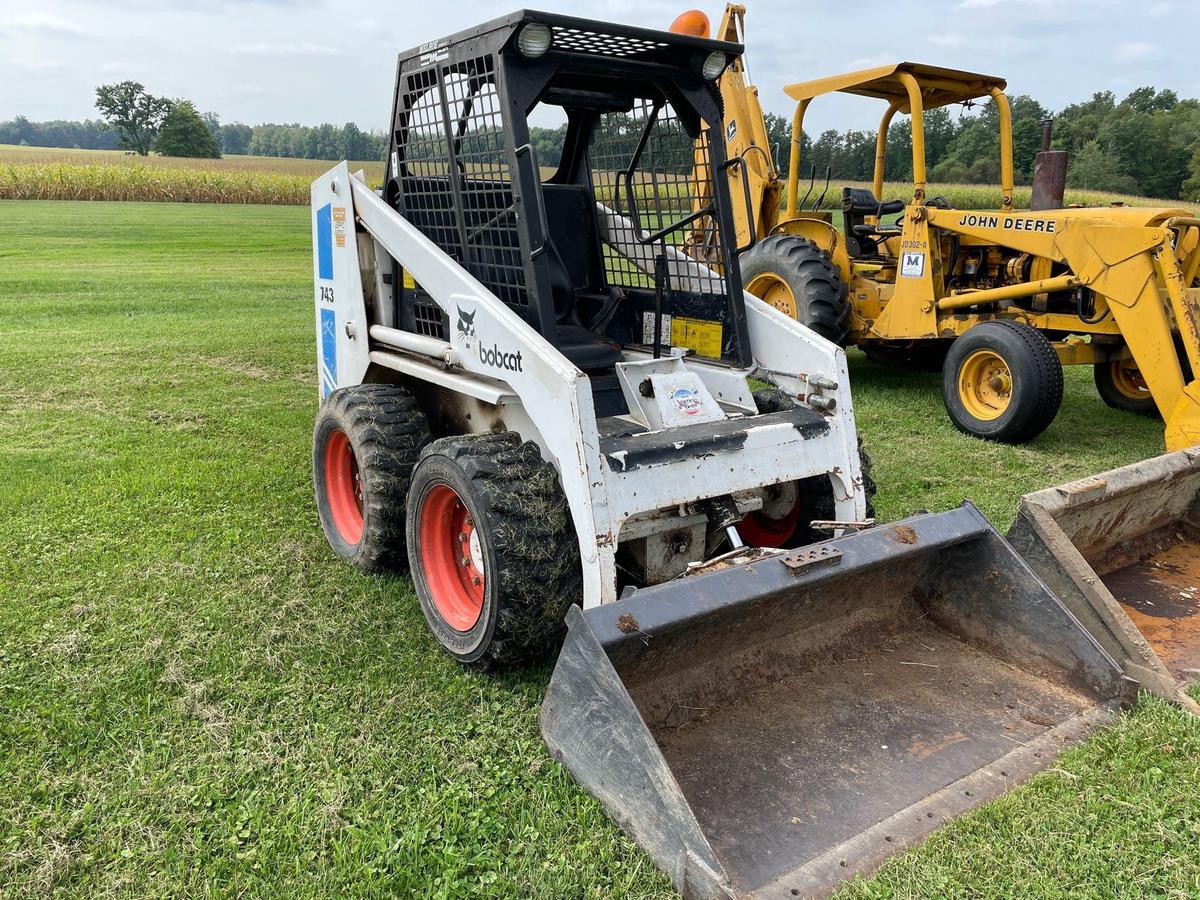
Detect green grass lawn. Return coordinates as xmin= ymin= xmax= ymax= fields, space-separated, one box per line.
xmin=1 ymin=200 xmax=1198 ymax=898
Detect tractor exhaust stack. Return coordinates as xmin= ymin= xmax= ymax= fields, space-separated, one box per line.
xmin=542 ymin=505 xmax=1132 ymax=898
xmin=1009 ymin=448 xmax=1200 ymax=714
xmin=1030 ymin=118 xmax=1067 ymax=211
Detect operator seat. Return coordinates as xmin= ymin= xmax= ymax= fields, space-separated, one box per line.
xmin=843 ymin=187 xmax=905 ymax=258
xmin=541 ymin=184 xmax=624 ymax=372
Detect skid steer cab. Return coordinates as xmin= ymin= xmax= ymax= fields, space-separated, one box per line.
xmin=308 ymin=12 xmax=1135 ymax=899
xmin=688 ymin=3 xmax=1200 ymax=449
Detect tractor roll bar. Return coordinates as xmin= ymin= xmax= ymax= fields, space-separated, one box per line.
xmin=785 ymin=76 xmax=1015 ymax=214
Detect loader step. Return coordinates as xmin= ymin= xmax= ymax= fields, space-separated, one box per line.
xmin=600 ymin=406 xmax=829 ymax=473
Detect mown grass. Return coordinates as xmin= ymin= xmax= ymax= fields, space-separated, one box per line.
xmin=1 ymin=200 xmax=1197 ymax=898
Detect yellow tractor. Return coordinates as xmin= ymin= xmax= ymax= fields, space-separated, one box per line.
xmin=673 ymin=5 xmax=1200 ymax=449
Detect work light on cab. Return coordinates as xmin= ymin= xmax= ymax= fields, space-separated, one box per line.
xmin=516 ymin=23 xmax=552 ymax=58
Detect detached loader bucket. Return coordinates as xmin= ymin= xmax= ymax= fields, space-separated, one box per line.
xmin=1009 ymin=448 xmax=1200 ymax=714
xmin=541 ymin=505 xmax=1131 ymax=899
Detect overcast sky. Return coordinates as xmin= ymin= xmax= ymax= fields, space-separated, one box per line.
xmin=2 ymin=0 xmax=1196 ymax=138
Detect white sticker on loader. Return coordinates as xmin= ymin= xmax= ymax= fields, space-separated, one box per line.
xmin=643 ymin=312 xmax=672 ymax=346
xmin=900 ymin=251 xmax=926 ymax=278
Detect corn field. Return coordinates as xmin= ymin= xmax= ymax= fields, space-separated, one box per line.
xmin=0 ymin=144 xmax=1192 ymax=212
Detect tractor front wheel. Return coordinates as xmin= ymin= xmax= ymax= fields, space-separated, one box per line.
xmin=407 ymin=432 xmax=582 ymax=667
xmin=1095 ymin=359 xmax=1158 ymax=416
xmin=740 ymin=235 xmax=849 ymax=344
xmin=943 ymin=321 xmax=1063 ymax=443
xmin=313 ymin=384 xmax=430 ymax=573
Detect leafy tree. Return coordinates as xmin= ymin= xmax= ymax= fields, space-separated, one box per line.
xmin=761 ymin=111 xmax=808 ymax=177
xmin=1182 ymin=146 xmax=1200 ymax=202
xmin=1122 ymin=86 xmax=1178 ymax=114
xmin=201 ymin=111 xmax=222 ymax=151
xmin=94 ymin=81 xmax=171 ymax=156
xmin=154 ymin=101 xmax=220 ymax=158
xmin=219 ymin=123 xmax=253 ymax=156
xmin=1067 ymin=140 xmax=1138 ymax=193
xmin=1053 ymin=91 xmax=1115 ymax=152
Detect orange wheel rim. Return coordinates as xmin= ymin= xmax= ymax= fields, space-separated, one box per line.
xmin=324 ymin=429 xmax=364 ymax=544
xmin=418 ymin=483 xmax=485 ymax=632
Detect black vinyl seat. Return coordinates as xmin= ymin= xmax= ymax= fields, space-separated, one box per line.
xmin=843 ymin=187 xmax=905 ymax=257
xmin=543 ymin=184 xmax=624 ymax=371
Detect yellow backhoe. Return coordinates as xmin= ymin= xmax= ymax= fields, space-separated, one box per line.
xmin=674 ymin=5 xmax=1200 ymax=449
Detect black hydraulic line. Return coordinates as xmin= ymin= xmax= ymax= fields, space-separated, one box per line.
xmin=653 ymin=252 xmax=668 ymax=359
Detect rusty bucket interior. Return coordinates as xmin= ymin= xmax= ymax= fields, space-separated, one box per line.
xmin=541 ymin=505 xmax=1130 ymax=899
xmin=1009 ymin=448 xmax=1200 ymax=711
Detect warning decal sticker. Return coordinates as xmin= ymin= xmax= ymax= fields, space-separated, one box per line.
xmin=671 ymin=317 xmax=724 ymax=358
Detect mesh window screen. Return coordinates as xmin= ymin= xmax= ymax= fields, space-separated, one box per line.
xmin=397 ymin=55 xmax=528 ymax=336
xmin=588 ymin=97 xmax=728 ymax=299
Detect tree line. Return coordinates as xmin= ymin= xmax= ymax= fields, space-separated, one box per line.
xmin=3 ymin=82 xmax=1197 ymax=200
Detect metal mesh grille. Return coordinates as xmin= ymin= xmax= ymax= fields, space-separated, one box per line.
xmin=587 ymin=97 xmax=728 ymax=297
xmin=397 ymin=55 xmax=528 ymax=320
xmin=550 ymin=25 xmax=669 ymax=59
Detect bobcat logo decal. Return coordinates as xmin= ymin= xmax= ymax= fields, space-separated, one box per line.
xmin=456 ymin=305 xmax=476 ymax=347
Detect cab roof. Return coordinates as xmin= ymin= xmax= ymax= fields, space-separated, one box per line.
xmin=784 ymin=62 xmax=1007 ymax=111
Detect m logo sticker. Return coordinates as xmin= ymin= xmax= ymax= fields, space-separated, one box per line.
xmin=900 ymin=251 xmax=926 ymax=278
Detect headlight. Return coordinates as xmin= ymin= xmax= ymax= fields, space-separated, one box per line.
xmin=517 ymin=23 xmax=553 ymax=59
xmin=701 ymin=51 xmax=728 ymax=80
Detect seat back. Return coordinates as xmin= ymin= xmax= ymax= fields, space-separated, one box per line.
xmin=541 ymin=184 xmax=605 ymax=324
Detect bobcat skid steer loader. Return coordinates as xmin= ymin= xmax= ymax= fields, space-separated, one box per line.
xmin=309 ymin=11 xmax=1132 ymax=898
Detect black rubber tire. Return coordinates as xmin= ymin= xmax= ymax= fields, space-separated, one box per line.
xmin=862 ymin=341 xmax=951 ymax=373
xmin=313 ymin=383 xmax=430 ymax=573
xmin=744 ymin=389 xmax=876 ymax=548
xmin=942 ymin=321 xmax=1063 ymax=443
xmin=1094 ymin=361 xmax=1159 ymax=417
xmin=406 ymin=431 xmax=582 ymax=668
xmin=740 ymin=235 xmax=850 ymax=343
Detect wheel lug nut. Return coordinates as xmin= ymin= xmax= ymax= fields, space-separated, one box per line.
xmin=472 ymin=576 xmax=481 ymax=586
xmin=458 ymin=533 xmax=468 ymax=543
xmin=461 ymin=557 xmax=470 ymax=567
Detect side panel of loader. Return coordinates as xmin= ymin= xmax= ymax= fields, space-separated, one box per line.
xmin=1009 ymin=448 xmax=1200 ymax=713
xmin=542 ymin=505 xmax=1131 ymax=899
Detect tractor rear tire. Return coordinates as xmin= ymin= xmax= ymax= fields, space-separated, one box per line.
xmin=943 ymin=321 xmax=1063 ymax=443
xmin=313 ymin=383 xmax=431 ymax=573
xmin=741 ymin=235 xmax=850 ymax=344
xmin=739 ymin=388 xmax=876 ymax=548
xmin=406 ymin=431 xmax=582 ymax=667
xmin=1095 ymin=360 xmax=1158 ymax=417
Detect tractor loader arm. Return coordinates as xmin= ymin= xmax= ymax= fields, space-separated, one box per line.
xmin=1052 ymin=218 xmax=1200 ymax=450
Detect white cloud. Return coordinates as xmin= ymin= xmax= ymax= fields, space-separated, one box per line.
xmin=928 ymin=32 xmax=967 ymax=48
xmin=0 ymin=13 xmax=85 ymax=36
xmin=1114 ymin=41 xmax=1154 ymax=63
xmin=229 ymin=42 xmax=342 ymax=57
xmin=1147 ymin=1 xmax=1171 ymax=15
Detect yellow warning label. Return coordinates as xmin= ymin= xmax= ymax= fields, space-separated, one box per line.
xmin=402 ymin=270 xmax=416 ymax=290
xmin=332 ymin=206 xmax=347 ymax=248
xmin=670 ymin=317 xmax=723 ymax=358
